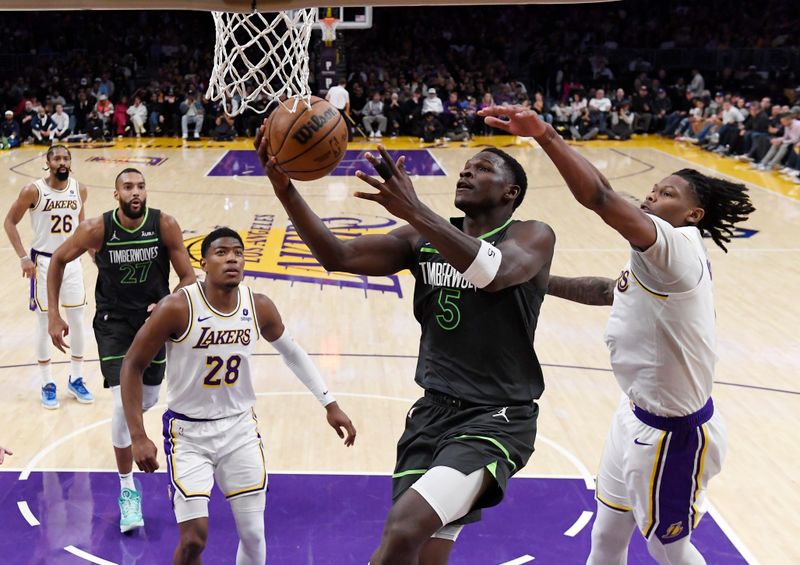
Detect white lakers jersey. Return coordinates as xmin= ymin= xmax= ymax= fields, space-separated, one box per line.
xmin=30 ymin=177 xmax=82 ymax=253
xmin=166 ymin=282 xmax=261 ymax=419
xmin=604 ymin=214 xmax=716 ymax=417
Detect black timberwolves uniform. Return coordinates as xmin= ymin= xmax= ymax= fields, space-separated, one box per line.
xmin=93 ymin=208 xmax=171 ymax=387
xmin=393 ymin=218 xmax=546 ymax=523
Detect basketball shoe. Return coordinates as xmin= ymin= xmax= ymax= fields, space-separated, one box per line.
xmin=119 ymin=488 xmax=144 ymax=533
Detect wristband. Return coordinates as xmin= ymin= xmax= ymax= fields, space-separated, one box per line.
xmin=461 ymin=240 xmax=502 ymax=289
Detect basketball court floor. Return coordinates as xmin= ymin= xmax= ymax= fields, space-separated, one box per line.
xmin=0 ymin=134 xmax=797 ymax=564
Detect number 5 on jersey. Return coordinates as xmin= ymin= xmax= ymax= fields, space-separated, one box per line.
xmin=203 ymin=355 xmax=241 ymax=387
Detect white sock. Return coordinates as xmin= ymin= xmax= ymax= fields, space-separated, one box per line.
xmin=69 ymin=358 xmax=83 ymax=382
xmin=36 ymin=313 xmax=53 ymax=386
xmin=120 ymin=472 xmax=135 ymax=492
xmin=39 ymin=361 xmax=53 ymax=386
xmin=65 ymin=306 xmax=86 ymax=378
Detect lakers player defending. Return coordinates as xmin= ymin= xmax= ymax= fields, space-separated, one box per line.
xmin=48 ymin=168 xmax=196 ymax=533
xmin=3 ymin=145 xmax=92 ymax=409
xmin=481 ymin=105 xmax=755 ymax=564
xmin=120 ymin=228 xmax=356 ymax=565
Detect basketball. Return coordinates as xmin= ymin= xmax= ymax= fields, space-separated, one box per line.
xmin=265 ymin=96 xmax=348 ymax=181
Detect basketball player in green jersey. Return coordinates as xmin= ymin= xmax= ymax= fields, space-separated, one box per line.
xmin=255 ymin=127 xmax=555 ymax=564
xmin=47 ymin=167 xmax=196 ymax=533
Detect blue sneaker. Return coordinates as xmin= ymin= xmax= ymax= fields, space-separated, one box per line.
xmin=41 ymin=383 xmax=59 ymax=409
xmin=119 ymin=488 xmax=144 ymax=533
xmin=67 ymin=377 xmax=94 ymax=404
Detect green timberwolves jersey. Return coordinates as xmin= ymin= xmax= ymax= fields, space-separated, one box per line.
xmin=411 ymin=218 xmax=546 ymax=404
xmin=95 ymin=208 xmax=171 ymax=313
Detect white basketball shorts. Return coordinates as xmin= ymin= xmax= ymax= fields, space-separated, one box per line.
xmin=595 ymin=395 xmax=727 ymax=545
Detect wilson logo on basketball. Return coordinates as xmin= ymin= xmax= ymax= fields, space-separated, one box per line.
xmin=293 ymin=108 xmax=338 ymax=144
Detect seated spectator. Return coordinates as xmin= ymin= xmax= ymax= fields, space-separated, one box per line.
xmin=754 ymin=112 xmax=800 ymax=170
xmin=31 ymin=106 xmax=54 ymax=145
xmin=441 ymin=91 xmax=466 ymax=129
xmin=112 ymin=95 xmax=129 ymax=137
xmin=362 ymin=91 xmax=387 ymax=139
xmin=1 ymin=110 xmax=21 ymax=149
xmin=73 ymin=90 xmax=94 ymax=134
xmin=384 ymin=92 xmax=402 ymax=137
xmin=675 ymin=98 xmax=707 ymax=140
xmin=570 ymin=107 xmax=599 ymax=141
xmin=651 ymin=88 xmax=672 ymax=132
xmin=212 ymin=112 xmax=237 ymax=141
xmin=400 ymin=88 xmax=423 ymax=136
xmin=422 ymin=88 xmax=443 ymax=115
xmin=660 ymin=90 xmax=695 ymax=137
xmin=94 ymin=94 xmax=114 ymax=130
xmin=126 ymin=95 xmax=147 ymax=137
xmin=419 ymin=111 xmax=444 ymax=143
xmin=631 ymin=84 xmax=653 ymax=133
xmin=50 ymin=104 xmax=71 ymax=141
xmin=531 ymin=92 xmax=553 ymax=124
xmin=610 ymin=100 xmax=634 ymax=140
xmin=19 ymin=101 xmax=36 ymax=142
xmin=703 ymin=100 xmax=744 ymax=151
xmin=85 ymin=110 xmax=108 ymax=141
xmin=180 ymin=92 xmax=205 ymax=139
xmin=733 ymin=102 xmax=770 ymax=159
xmin=587 ymin=88 xmax=612 ymax=136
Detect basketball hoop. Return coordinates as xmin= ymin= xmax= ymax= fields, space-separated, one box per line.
xmin=320 ymin=16 xmax=339 ymax=47
xmin=205 ymin=8 xmax=317 ymax=116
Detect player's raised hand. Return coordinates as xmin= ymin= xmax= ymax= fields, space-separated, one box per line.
xmin=20 ymin=257 xmax=35 ymax=278
xmin=131 ymin=436 xmax=159 ymax=473
xmin=477 ymin=104 xmax=548 ymax=138
xmin=253 ymin=120 xmax=291 ymax=193
xmin=48 ymin=314 xmax=70 ymax=353
xmin=0 ymin=446 xmax=12 ymax=465
xmin=354 ymin=145 xmax=421 ymax=221
xmin=325 ymin=402 xmax=357 ymax=447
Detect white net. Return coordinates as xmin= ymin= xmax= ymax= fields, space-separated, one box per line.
xmin=206 ymin=8 xmax=317 ymax=116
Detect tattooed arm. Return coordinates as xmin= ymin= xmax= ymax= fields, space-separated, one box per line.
xmin=547 ymin=275 xmax=615 ymax=306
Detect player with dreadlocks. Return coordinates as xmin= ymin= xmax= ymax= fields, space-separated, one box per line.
xmin=480 ymin=104 xmax=755 ymax=565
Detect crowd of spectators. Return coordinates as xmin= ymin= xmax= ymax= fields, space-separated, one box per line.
xmin=0 ymin=2 xmax=798 ymax=181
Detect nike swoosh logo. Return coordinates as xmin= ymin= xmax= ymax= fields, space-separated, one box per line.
xmin=634 ymin=438 xmax=652 ymax=446
xmin=197 ymin=315 xmax=213 ymax=322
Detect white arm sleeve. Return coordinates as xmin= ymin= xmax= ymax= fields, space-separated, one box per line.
xmin=631 ymin=214 xmax=705 ymax=293
xmin=269 ymin=330 xmax=336 ymax=407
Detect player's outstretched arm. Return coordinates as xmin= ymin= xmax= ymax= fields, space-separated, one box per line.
xmin=254 ymin=122 xmax=416 ymax=277
xmin=0 ymin=446 xmax=12 ymax=465
xmin=547 ymin=275 xmax=615 ymax=306
xmin=254 ymin=294 xmax=356 ymax=447
xmin=479 ymin=105 xmax=657 ymax=250
xmin=356 ymin=146 xmax=556 ymax=291
xmin=120 ymin=293 xmax=189 ymax=473
xmin=3 ymin=183 xmax=39 ymax=278
xmin=160 ymin=212 xmax=197 ymax=290
xmin=47 ymin=217 xmax=104 ymax=352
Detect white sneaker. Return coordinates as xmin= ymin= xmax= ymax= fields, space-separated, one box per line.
xmin=375 ymin=131 xmax=382 ymax=138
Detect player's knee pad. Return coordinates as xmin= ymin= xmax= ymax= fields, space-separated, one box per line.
xmin=142 ymin=384 xmax=161 ymax=412
xmin=646 ymin=535 xmax=706 ymax=565
xmin=231 ymin=493 xmax=266 ymax=564
xmin=64 ymin=306 xmax=86 ymax=358
xmin=36 ymin=312 xmax=51 ymax=361
xmin=409 ymin=466 xmax=486 ymax=526
xmin=110 ymin=386 xmax=131 ymax=448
